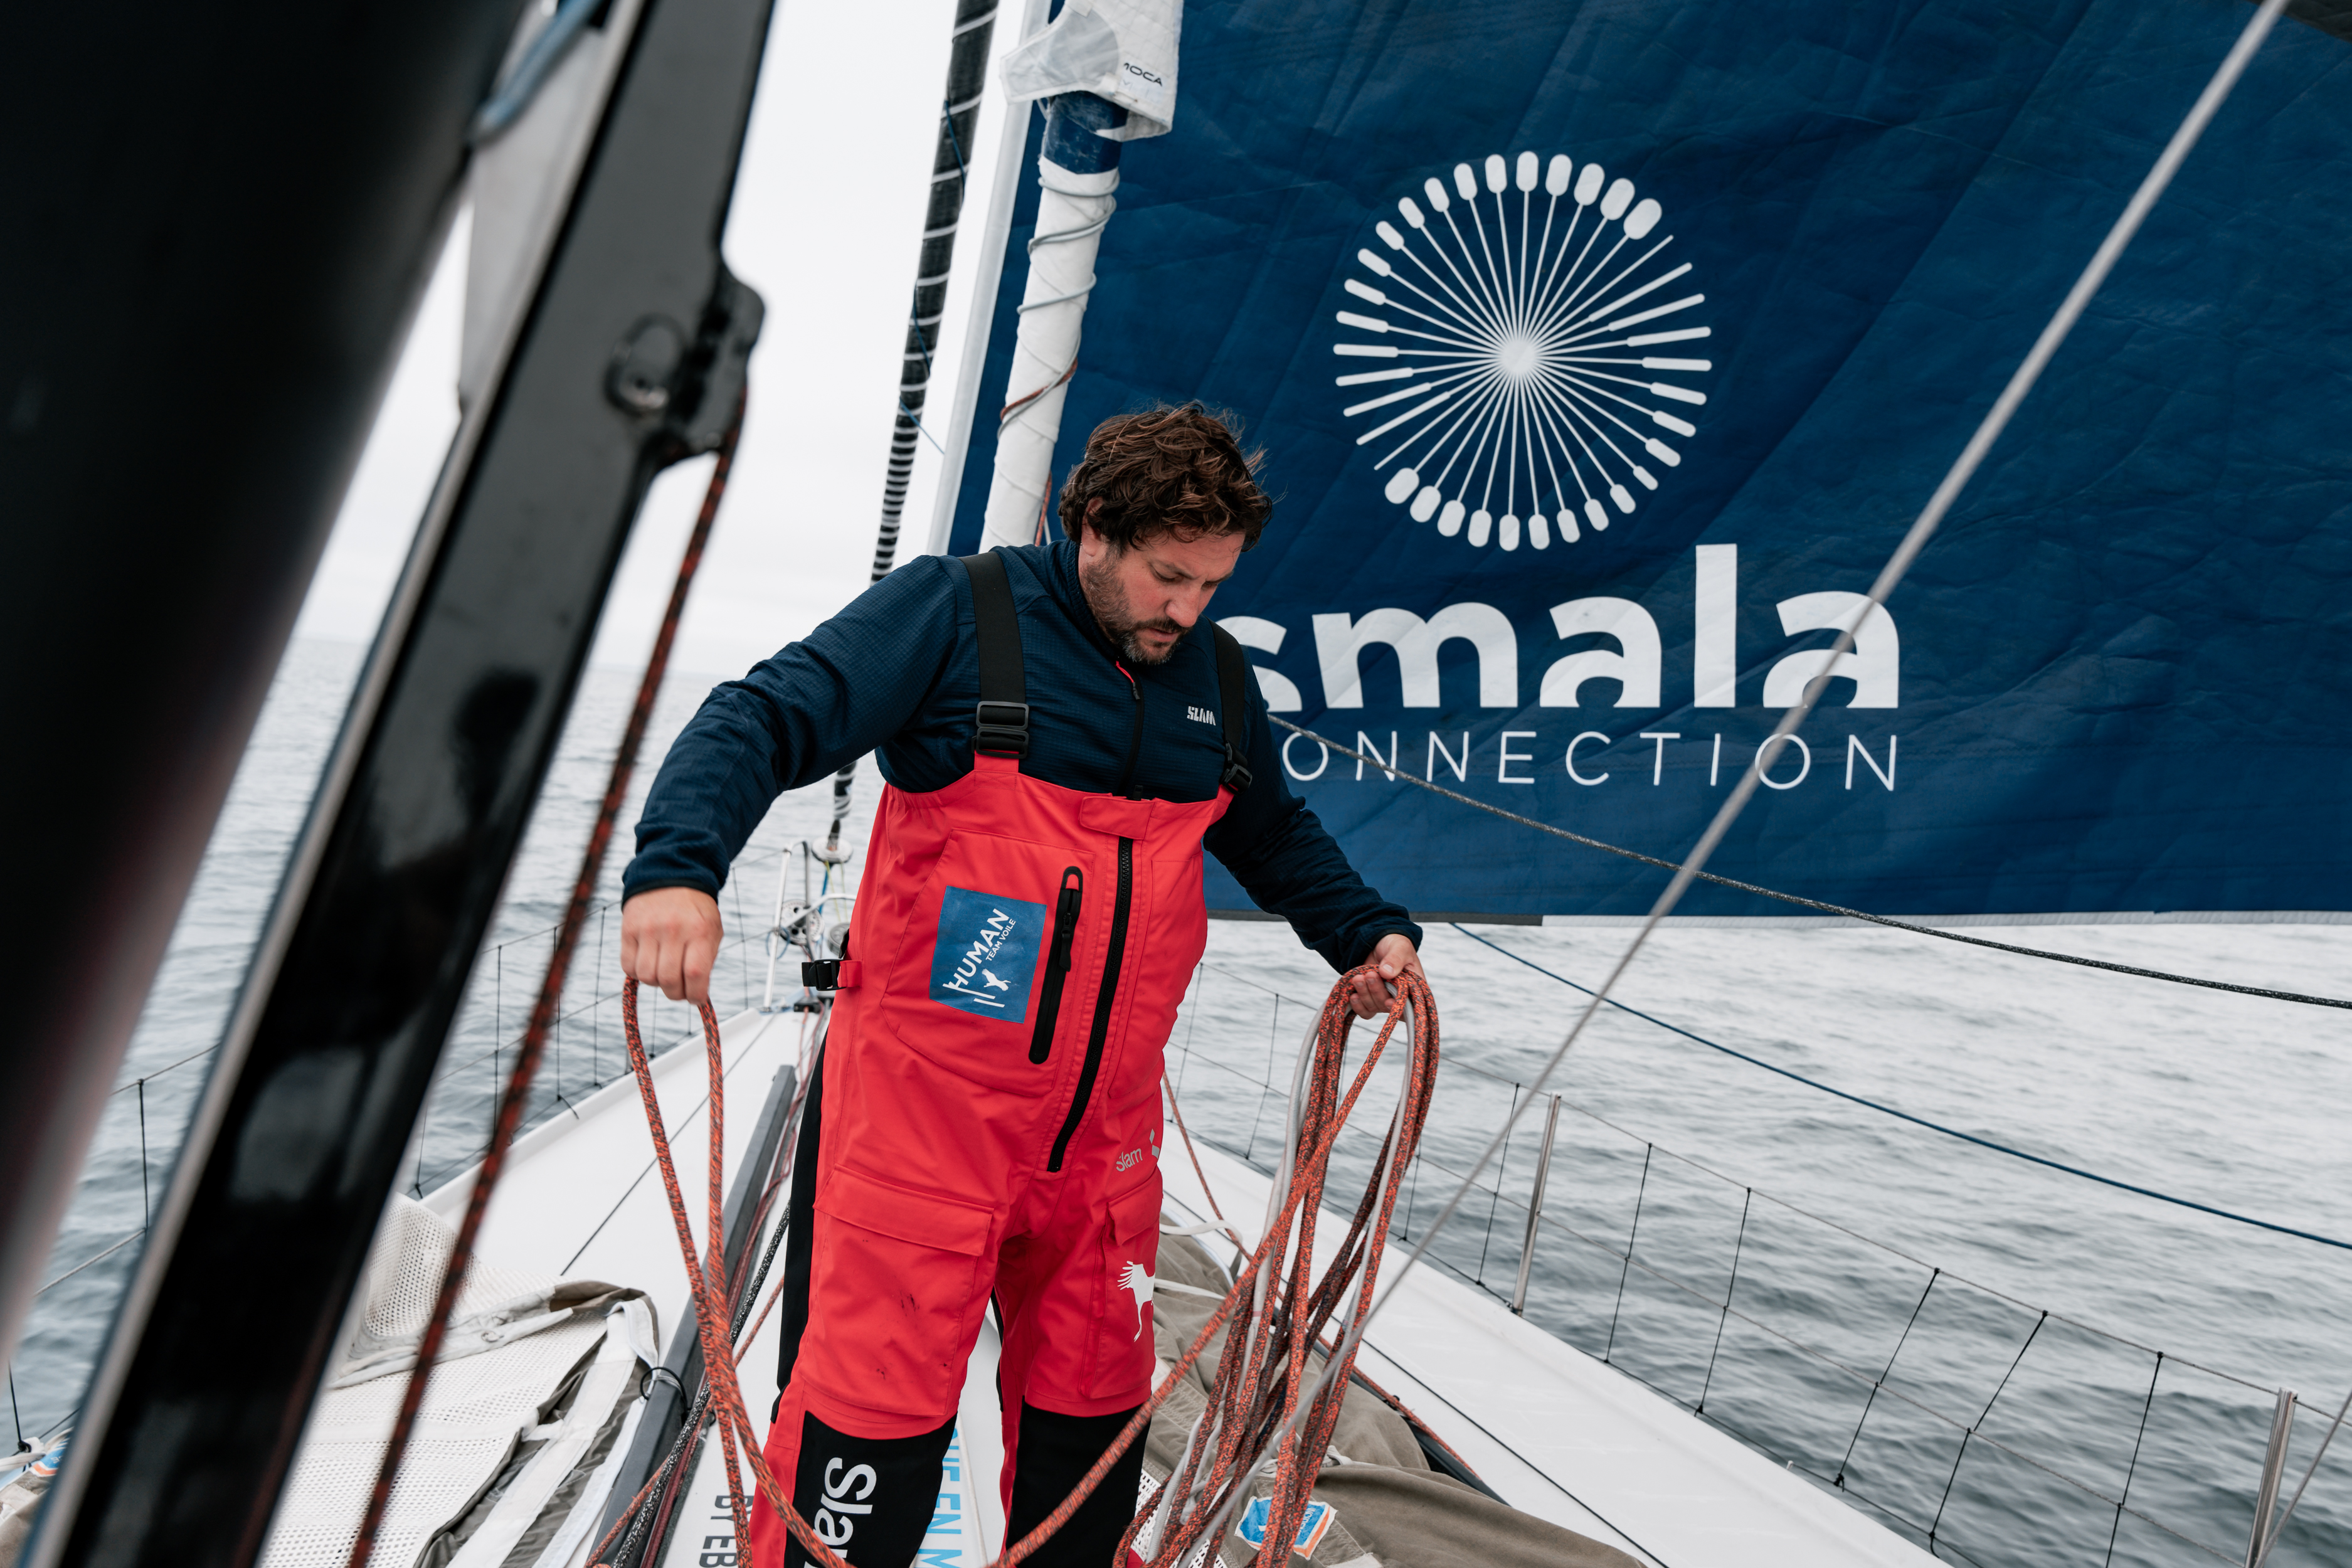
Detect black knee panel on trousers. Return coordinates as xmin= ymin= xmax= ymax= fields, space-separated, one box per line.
xmin=1007 ymin=1402 xmax=1148 ymax=1568
xmin=783 ymin=1411 xmax=957 ymax=1568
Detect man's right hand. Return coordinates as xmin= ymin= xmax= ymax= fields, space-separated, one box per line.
xmin=621 ymin=886 xmax=724 ymax=1005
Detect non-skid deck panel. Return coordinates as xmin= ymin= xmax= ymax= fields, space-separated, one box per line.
xmin=423 ymin=1008 xmax=802 ymax=1410
xmin=424 ymin=1009 xmax=1013 ymax=1567
xmin=1157 ymin=1136 xmax=1937 ymax=1568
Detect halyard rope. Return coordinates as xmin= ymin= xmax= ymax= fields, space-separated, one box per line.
xmin=1271 ymin=716 xmax=2351 ymax=1013
xmin=343 ymin=393 xmax=746 ymax=1568
xmin=607 ymin=964 xmax=1436 ymax=1568
xmin=620 ymin=989 xmax=754 ymax=1555
xmin=626 ymin=1047 xmax=805 ymax=1564
xmin=598 ymin=1010 xmax=818 ymax=1565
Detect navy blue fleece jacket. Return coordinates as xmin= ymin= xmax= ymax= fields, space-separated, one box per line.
xmin=623 ymin=541 xmax=1419 ymax=972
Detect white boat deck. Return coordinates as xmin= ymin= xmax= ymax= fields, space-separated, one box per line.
xmin=423 ymin=1008 xmax=805 ymax=1567
xmin=424 ymin=1009 xmax=1934 ymax=1567
xmin=424 ymin=1008 xmax=1018 ymax=1568
xmin=421 ymin=1006 xmax=802 ymax=1357
xmin=1158 ymin=1133 xmax=1937 ymax=1568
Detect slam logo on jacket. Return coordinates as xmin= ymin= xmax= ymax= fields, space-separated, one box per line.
xmin=928 ymin=886 xmax=1046 ymax=1022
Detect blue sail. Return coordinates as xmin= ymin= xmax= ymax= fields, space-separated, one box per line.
xmin=943 ymin=0 xmax=2352 ymax=920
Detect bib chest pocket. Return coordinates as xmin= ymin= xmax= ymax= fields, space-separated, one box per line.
xmin=881 ymin=830 xmax=1097 ymax=1094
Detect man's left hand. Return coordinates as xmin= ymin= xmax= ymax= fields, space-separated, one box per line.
xmin=1347 ymin=933 xmax=1428 ymax=1019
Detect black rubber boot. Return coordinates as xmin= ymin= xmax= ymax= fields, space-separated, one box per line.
xmin=781 ymin=1410 xmax=958 ymax=1568
xmin=1005 ymin=1402 xmax=1148 ymax=1568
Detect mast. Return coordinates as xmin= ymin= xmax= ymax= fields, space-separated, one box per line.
xmin=825 ymin=0 xmax=1003 ymax=852
xmin=975 ymin=92 xmax=1126 ymax=550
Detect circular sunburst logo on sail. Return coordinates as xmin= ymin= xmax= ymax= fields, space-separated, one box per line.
xmin=1333 ymin=152 xmax=1712 ymax=551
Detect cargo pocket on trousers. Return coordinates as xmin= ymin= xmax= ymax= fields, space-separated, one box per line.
xmin=1089 ymin=1175 xmax=1165 ymax=1400
xmin=807 ymin=1167 xmax=996 ymax=1417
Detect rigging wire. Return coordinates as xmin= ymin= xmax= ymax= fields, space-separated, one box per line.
xmin=1448 ymin=922 xmax=2352 ymax=1253
xmin=1215 ymin=0 xmax=2306 ymax=1503
xmin=1271 ymin=716 xmax=2352 ymax=1013
xmin=1185 ymin=958 xmax=2310 ymax=1397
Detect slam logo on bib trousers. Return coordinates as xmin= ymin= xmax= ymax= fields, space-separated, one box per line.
xmin=928 ymin=885 xmax=1046 ymax=1022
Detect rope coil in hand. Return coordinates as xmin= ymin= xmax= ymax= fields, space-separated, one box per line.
xmin=605 ymin=962 xmax=1436 ymax=1568
xmin=1128 ymin=966 xmax=1439 ymax=1568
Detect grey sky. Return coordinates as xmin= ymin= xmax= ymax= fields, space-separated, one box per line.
xmin=295 ymin=0 xmax=1030 ymax=680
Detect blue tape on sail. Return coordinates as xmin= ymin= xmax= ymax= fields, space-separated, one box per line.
xmin=946 ymin=0 xmax=2352 ymax=918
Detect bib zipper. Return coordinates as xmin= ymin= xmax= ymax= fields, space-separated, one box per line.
xmin=1113 ymin=659 xmax=1143 ymax=798
xmin=1029 ymin=867 xmax=1084 ymax=1064
xmin=1049 ymin=834 xmax=1131 ymax=1171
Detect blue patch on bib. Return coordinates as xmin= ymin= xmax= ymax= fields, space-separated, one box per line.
xmin=928 ymin=886 xmax=1046 ymax=1022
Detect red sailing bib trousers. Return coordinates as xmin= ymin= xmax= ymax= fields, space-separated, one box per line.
xmin=748 ymin=554 xmax=1244 ymax=1568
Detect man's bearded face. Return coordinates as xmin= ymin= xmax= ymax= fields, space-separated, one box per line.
xmin=1079 ymin=544 xmax=1190 ymax=664
xmin=1072 ymin=512 xmax=1248 ymax=667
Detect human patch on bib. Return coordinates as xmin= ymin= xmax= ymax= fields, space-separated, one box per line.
xmin=926 ymin=885 xmax=1046 ymax=1020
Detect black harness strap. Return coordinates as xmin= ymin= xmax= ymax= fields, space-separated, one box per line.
xmin=960 ymin=551 xmax=1030 ymax=758
xmin=1209 ymin=623 xmax=1254 ymax=795
xmin=963 ymin=550 xmax=1250 ymax=792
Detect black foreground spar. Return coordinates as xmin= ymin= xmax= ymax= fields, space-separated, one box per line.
xmin=6 ymin=0 xmax=770 ymax=1561
xmin=0 ymin=0 xmax=528 ymax=1427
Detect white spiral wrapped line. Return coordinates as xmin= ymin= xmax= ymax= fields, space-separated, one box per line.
xmin=980 ymin=93 xmax=1127 ymax=550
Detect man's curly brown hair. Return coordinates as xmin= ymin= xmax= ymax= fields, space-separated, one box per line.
xmin=1056 ymin=404 xmax=1271 ymax=552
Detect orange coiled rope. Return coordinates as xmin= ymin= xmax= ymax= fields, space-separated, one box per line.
xmin=1126 ymin=967 xmax=1438 ymax=1567
xmin=607 ymin=961 xmax=1436 ymax=1568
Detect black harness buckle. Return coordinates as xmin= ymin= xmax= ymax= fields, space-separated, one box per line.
xmin=1221 ymin=743 xmax=1253 ymax=794
xmin=974 ymin=699 xmax=1032 ymax=758
xmin=802 ymin=959 xmax=843 ymax=989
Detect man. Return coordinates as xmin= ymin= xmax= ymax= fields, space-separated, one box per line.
xmin=620 ymin=406 xmax=1423 ymax=1568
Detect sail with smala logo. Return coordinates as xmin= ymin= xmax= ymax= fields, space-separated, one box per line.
xmin=933 ymin=0 xmax=2352 ymax=925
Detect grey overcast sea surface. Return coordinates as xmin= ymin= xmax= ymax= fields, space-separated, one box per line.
xmin=19 ymin=636 xmax=2352 ymax=1567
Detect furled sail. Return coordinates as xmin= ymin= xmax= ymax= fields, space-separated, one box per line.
xmin=983 ymin=0 xmax=1184 ymax=548
xmin=938 ymin=0 xmax=2352 ymax=921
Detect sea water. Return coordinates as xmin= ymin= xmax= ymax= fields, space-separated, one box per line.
xmin=15 ymin=637 xmax=2349 ymax=1566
